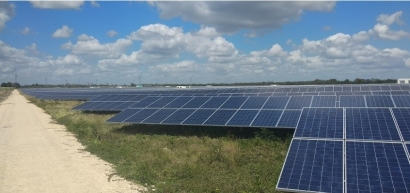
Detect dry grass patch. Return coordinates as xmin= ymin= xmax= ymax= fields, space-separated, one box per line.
xmin=27 ymin=96 xmax=292 ymax=193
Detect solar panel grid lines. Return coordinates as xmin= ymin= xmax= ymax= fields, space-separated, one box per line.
xmin=311 ymin=95 xmax=337 ymax=107
xmin=262 ymin=96 xmax=290 ymax=109
xmin=147 ymin=97 xmax=178 ymax=108
xmin=142 ymin=109 xmax=177 ymax=124
xmin=181 ymin=109 xmax=216 ymax=125
xmin=106 ymin=108 xmax=142 ymax=123
xmin=391 ymin=108 xmax=410 ymax=142
xmin=276 ymin=139 xmax=344 ymax=193
xmin=123 ymin=108 xmax=160 ymax=123
xmin=161 ymin=109 xmax=196 ymax=124
xmin=339 ymin=95 xmax=366 ymax=107
xmin=294 ymin=108 xmax=344 ymax=139
xmin=250 ymin=110 xmax=283 ymax=127
xmin=345 ymin=108 xmax=401 ymax=141
xmin=240 ymin=96 xmax=269 ymax=109
xmin=202 ymin=109 xmax=237 ymax=126
xmin=130 ymin=96 xmax=162 ymax=108
xmin=225 ymin=110 xmax=260 ymax=127
xmin=365 ymin=95 xmax=395 ymax=107
xmin=276 ymin=110 xmax=302 ymax=128
xmin=285 ymin=96 xmax=313 ymax=110
xmin=345 ymin=141 xmax=410 ymax=193
xmin=219 ymin=96 xmax=249 ymax=109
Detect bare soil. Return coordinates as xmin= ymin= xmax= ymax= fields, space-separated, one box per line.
xmin=0 ymin=90 xmax=145 ymax=193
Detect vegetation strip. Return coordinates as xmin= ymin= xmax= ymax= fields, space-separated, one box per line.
xmin=26 ymin=95 xmax=292 ymax=193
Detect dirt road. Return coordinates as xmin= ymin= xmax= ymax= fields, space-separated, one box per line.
xmin=0 ymin=90 xmax=144 ymax=193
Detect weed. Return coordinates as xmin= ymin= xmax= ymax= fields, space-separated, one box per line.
xmin=26 ymin=96 xmax=291 ymax=193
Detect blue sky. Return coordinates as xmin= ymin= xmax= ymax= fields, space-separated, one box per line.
xmin=1 ymin=1 xmax=410 ymax=85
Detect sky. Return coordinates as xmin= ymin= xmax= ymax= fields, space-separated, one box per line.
xmin=1 ymin=1 xmax=410 ymax=85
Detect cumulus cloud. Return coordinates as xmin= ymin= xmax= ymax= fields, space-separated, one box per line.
xmin=30 ymin=1 xmax=84 ymax=9
xmin=52 ymin=25 xmax=73 ymax=38
xmin=106 ymin=30 xmax=118 ymax=37
xmin=371 ymin=11 xmax=410 ymax=40
xmin=22 ymin=27 xmax=31 ymax=35
xmin=63 ymin=34 xmax=133 ymax=58
xmin=150 ymin=1 xmax=335 ymax=34
xmin=49 ymin=54 xmax=85 ymax=66
xmin=0 ymin=2 xmax=15 ymax=32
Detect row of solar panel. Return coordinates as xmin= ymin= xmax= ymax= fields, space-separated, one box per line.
xmin=21 ymin=84 xmax=410 ymax=94
xmin=75 ymin=95 xmax=410 ymax=112
xmin=106 ymin=108 xmax=301 ymax=128
xmin=277 ymin=139 xmax=410 ymax=193
xmin=23 ymin=90 xmax=410 ymax=101
xmin=294 ymin=108 xmax=410 ymax=141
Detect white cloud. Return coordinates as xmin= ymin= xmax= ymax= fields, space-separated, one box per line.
xmin=150 ymin=1 xmax=335 ymax=34
xmin=0 ymin=2 xmax=15 ymax=32
xmin=64 ymin=34 xmax=133 ymax=58
xmin=372 ymin=11 xmax=410 ymax=40
xmin=22 ymin=27 xmax=31 ymax=35
xmin=377 ymin=11 xmax=404 ymax=25
xmin=52 ymin=25 xmax=73 ymax=38
xmin=322 ymin=26 xmax=331 ymax=31
xmin=196 ymin=26 xmax=220 ymax=38
xmin=106 ymin=30 xmax=118 ymax=37
xmin=30 ymin=1 xmax=84 ymax=9
xmin=268 ymin=44 xmax=288 ymax=57
xmin=352 ymin=31 xmax=371 ymax=42
xmin=405 ymin=58 xmax=410 ymax=67
xmin=49 ymin=54 xmax=85 ymax=66
xmin=90 ymin=1 xmax=100 ymax=8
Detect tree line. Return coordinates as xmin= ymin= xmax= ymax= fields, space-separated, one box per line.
xmin=1 ymin=82 xmax=20 ymax=88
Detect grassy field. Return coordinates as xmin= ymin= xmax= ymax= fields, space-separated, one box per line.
xmin=26 ymin=96 xmax=292 ymax=193
xmin=0 ymin=87 xmax=13 ymax=102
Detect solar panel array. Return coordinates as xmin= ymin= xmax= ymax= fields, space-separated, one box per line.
xmin=21 ymin=84 xmax=410 ymax=193
xmin=277 ymin=107 xmax=410 ymax=193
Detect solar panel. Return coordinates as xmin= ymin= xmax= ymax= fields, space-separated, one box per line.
xmin=226 ymin=110 xmax=259 ymax=126
xmin=142 ymin=109 xmax=177 ymax=123
xmin=285 ymin=96 xmax=313 ymax=109
xmin=392 ymin=96 xmax=410 ymax=107
xmin=219 ymin=97 xmax=248 ymax=109
xmin=310 ymin=96 xmax=336 ymax=107
xmin=392 ymin=108 xmax=410 ymax=141
xmin=200 ymin=97 xmax=229 ymax=108
xmin=106 ymin=109 xmax=141 ymax=123
xmin=277 ymin=139 xmax=343 ymax=193
xmin=182 ymin=109 xmax=216 ymax=125
xmin=276 ymin=110 xmax=302 ymax=128
xmin=181 ymin=97 xmax=211 ymax=108
xmin=161 ymin=109 xmax=196 ymax=124
xmin=110 ymin=102 xmax=135 ymax=111
xmin=124 ymin=109 xmax=159 ymax=123
xmin=130 ymin=97 xmax=161 ymax=108
xmin=346 ymin=141 xmax=410 ymax=193
xmin=147 ymin=97 xmax=177 ymax=108
xmin=339 ymin=95 xmax=366 ymax=107
xmin=203 ymin=110 xmax=237 ymax=126
xmin=250 ymin=110 xmax=283 ymax=127
xmin=240 ymin=96 xmax=268 ymax=109
xmin=365 ymin=96 xmax=395 ymax=107
xmin=164 ymin=97 xmax=193 ymax=108
xmin=294 ymin=108 xmax=343 ymax=139
xmin=262 ymin=96 xmax=289 ymax=109
xmin=345 ymin=108 xmax=400 ymax=141
xmin=72 ymin=102 xmax=95 ymax=110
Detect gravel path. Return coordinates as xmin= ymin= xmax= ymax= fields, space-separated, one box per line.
xmin=0 ymin=90 xmax=145 ymax=193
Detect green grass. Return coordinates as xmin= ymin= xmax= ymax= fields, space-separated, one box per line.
xmin=0 ymin=87 xmax=13 ymax=102
xmin=26 ymin=96 xmax=292 ymax=193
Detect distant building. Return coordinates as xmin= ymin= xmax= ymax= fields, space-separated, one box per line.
xmin=397 ymin=78 xmax=410 ymax=84
xmin=176 ymin=86 xmax=190 ymax=89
